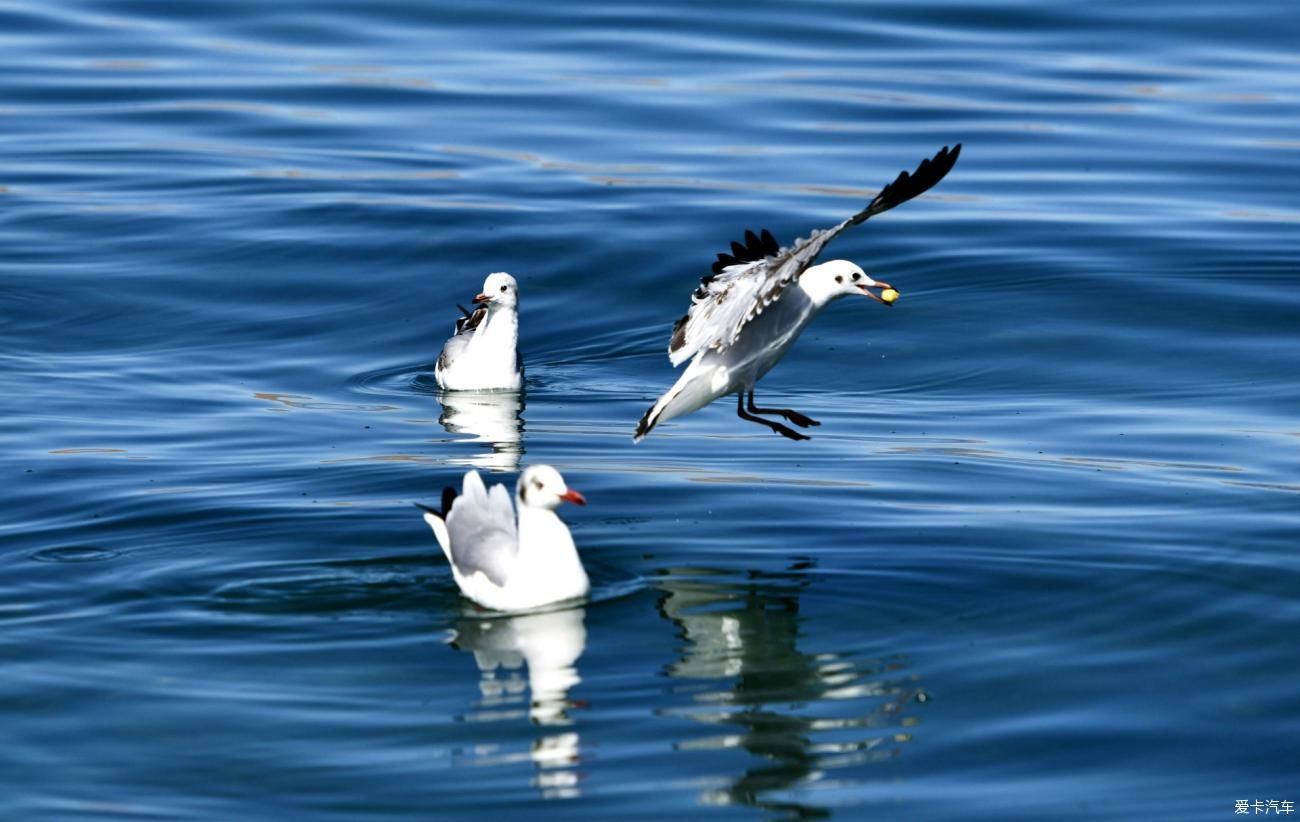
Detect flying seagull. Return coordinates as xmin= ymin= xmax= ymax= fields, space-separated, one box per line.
xmin=417 ymin=465 xmax=589 ymax=611
xmin=634 ymin=144 xmax=961 ymax=442
xmin=435 ymin=271 xmax=523 ymax=391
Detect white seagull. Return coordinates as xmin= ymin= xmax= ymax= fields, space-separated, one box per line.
xmin=634 ymin=144 xmax=960 ymax=442
xmin=435 ymin=271 xmax=523 ymax=391
xmin=417 ymin=465 xmax=589 ymax=612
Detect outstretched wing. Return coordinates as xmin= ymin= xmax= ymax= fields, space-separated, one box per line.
xmin=667 ymin=143 xmax=961 ymax=366
xmin=444 ymin=470 xmax=519 ymax=587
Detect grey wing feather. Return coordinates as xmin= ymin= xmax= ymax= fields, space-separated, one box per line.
xmin=668 ymin=233 xmax=833 ymax=366
xmin=437 ymin=305 xmax=486 ymax=372
xmin=444 ymin=471 xmax=518 ymax=586
xmin=437 ymin=330 xmax=468 ymax=372
xmin=667 ymin=144 xmax=960 ymax=366
xmin=455 ymin=304 xmax=486 ymax=335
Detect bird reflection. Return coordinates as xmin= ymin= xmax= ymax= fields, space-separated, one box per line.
xmin=449 ymin=605 xmax=586 ymax=799
xmin=657 ymin=563 xmax=925 ymax=818
xmin=437 ymin=389 xmax=525 ymax=472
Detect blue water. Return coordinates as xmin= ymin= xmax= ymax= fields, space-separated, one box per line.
xmin=3 ymin=1 xmax=1299 ymax=818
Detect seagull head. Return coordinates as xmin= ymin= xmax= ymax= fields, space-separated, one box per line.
xmin=473 ymin=272 xmax=519 ymax=310
xmin=801 ymin=260 xmax=895 ymax=307
xmin=517 ymin=464 xmax=586 ymax=511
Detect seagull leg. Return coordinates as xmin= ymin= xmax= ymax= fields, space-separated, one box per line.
xmin=736 ymin=393 xmax=810 ymax=441
xmin=746 ymin=390 xmax=820 ymax=428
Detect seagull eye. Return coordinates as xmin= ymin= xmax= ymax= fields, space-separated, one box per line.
xmin=852 ymin=272 xmax=860 ymax=281
xmin=835 ymin=275 xmax=843 ymax=284
xmin=532 ymin=479 xmax=543 ymax=490
xmin=500 ymin=285 xmax=509 ymax=293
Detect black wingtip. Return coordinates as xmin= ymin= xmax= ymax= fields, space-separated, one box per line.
xmin=414 ymin=486 xmax=458 ymax=519
xmin=453 ymin=305 xmax=487 ymax=335
xmin=711 ymin=226 xmax=782 ymax=274
xmin=855 ymin=143 xmax=962 ymax=225
xmin=413 ymin=502 xmax=441 ymax=518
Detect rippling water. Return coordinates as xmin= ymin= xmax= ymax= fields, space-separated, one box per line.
xmin=3 ymin=1 xmax=1298 ymax=819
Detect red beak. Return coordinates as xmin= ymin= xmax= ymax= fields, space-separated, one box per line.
xmin=473 ymin=292 xmax=490 ymax=304
xmin=559 ymin=489 xmax=586 ymax=506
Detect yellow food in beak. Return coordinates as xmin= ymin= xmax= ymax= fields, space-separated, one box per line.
xmin=879 ymin=288 xmax=900 ymax=304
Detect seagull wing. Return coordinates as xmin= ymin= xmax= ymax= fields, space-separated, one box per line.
xmin=455 ymin=304 xmax=487 ymax=336
xmin=437 ymin=304 xmax=488 ymax=373
xmin=444 ymin=470 xmax=519 ymax=587
xmin=667 ymin=144 xmax=960 ymax=366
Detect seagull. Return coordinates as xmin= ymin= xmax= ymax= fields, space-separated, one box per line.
xmin=417 ymin=465 xmax=589 ymax=611
xmin=435 ymin=271 xmax=523 ymax=391
xmin=633 ymin=144 xmax=960 ymax=442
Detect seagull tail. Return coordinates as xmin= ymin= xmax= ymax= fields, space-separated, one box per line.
xmin=634 ymin=382 xmax=685 ymax=443
xmin=633 ymin=401 xmax=661 ymax=443
xmin=635 ymin=360 xmax=716 ymax=442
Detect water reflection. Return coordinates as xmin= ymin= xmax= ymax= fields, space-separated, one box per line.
xmin=657 ymin=565 xmax=925 ymax=818
xmin=437 ymin=390 xmax=525 ymax=473
xmin=449 ymin=606 xmax=586 ymax=799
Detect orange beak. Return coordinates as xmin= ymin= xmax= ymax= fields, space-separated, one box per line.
xmin=559 ymin=489 xmax=586 ymax=506
xmin=473 ymin=292 xmax=490 ymax=304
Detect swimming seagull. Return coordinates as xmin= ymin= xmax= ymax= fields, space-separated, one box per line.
xmin=634 ymin=144 xmax=961 ymax=442
xmin=417 ymin=465 xmax=589 ymax=611
xmin=435 ymin=271 xmax=523 ymax=391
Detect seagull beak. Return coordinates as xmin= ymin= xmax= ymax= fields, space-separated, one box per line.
xmin=472 ymin=292 xmax=491 ymax=304
xmin=559 ymin=489 xmax=587 ymax=506
xmin=857 ymin=280 xmax=896 ymax=306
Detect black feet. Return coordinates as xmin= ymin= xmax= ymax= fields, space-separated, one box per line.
xmin=737 ymin=392 xmax=814 ymax=440
xmin=746 ymin=391 xmax=820 ymax=428
xmin=769 ymin=421 xmax=812 ymax=441
xmin=770 ymin=407 xmax=820 ymax=428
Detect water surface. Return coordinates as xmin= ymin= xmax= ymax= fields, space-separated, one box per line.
xmin=3 ymin=1 xmax=1299 ymax=819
